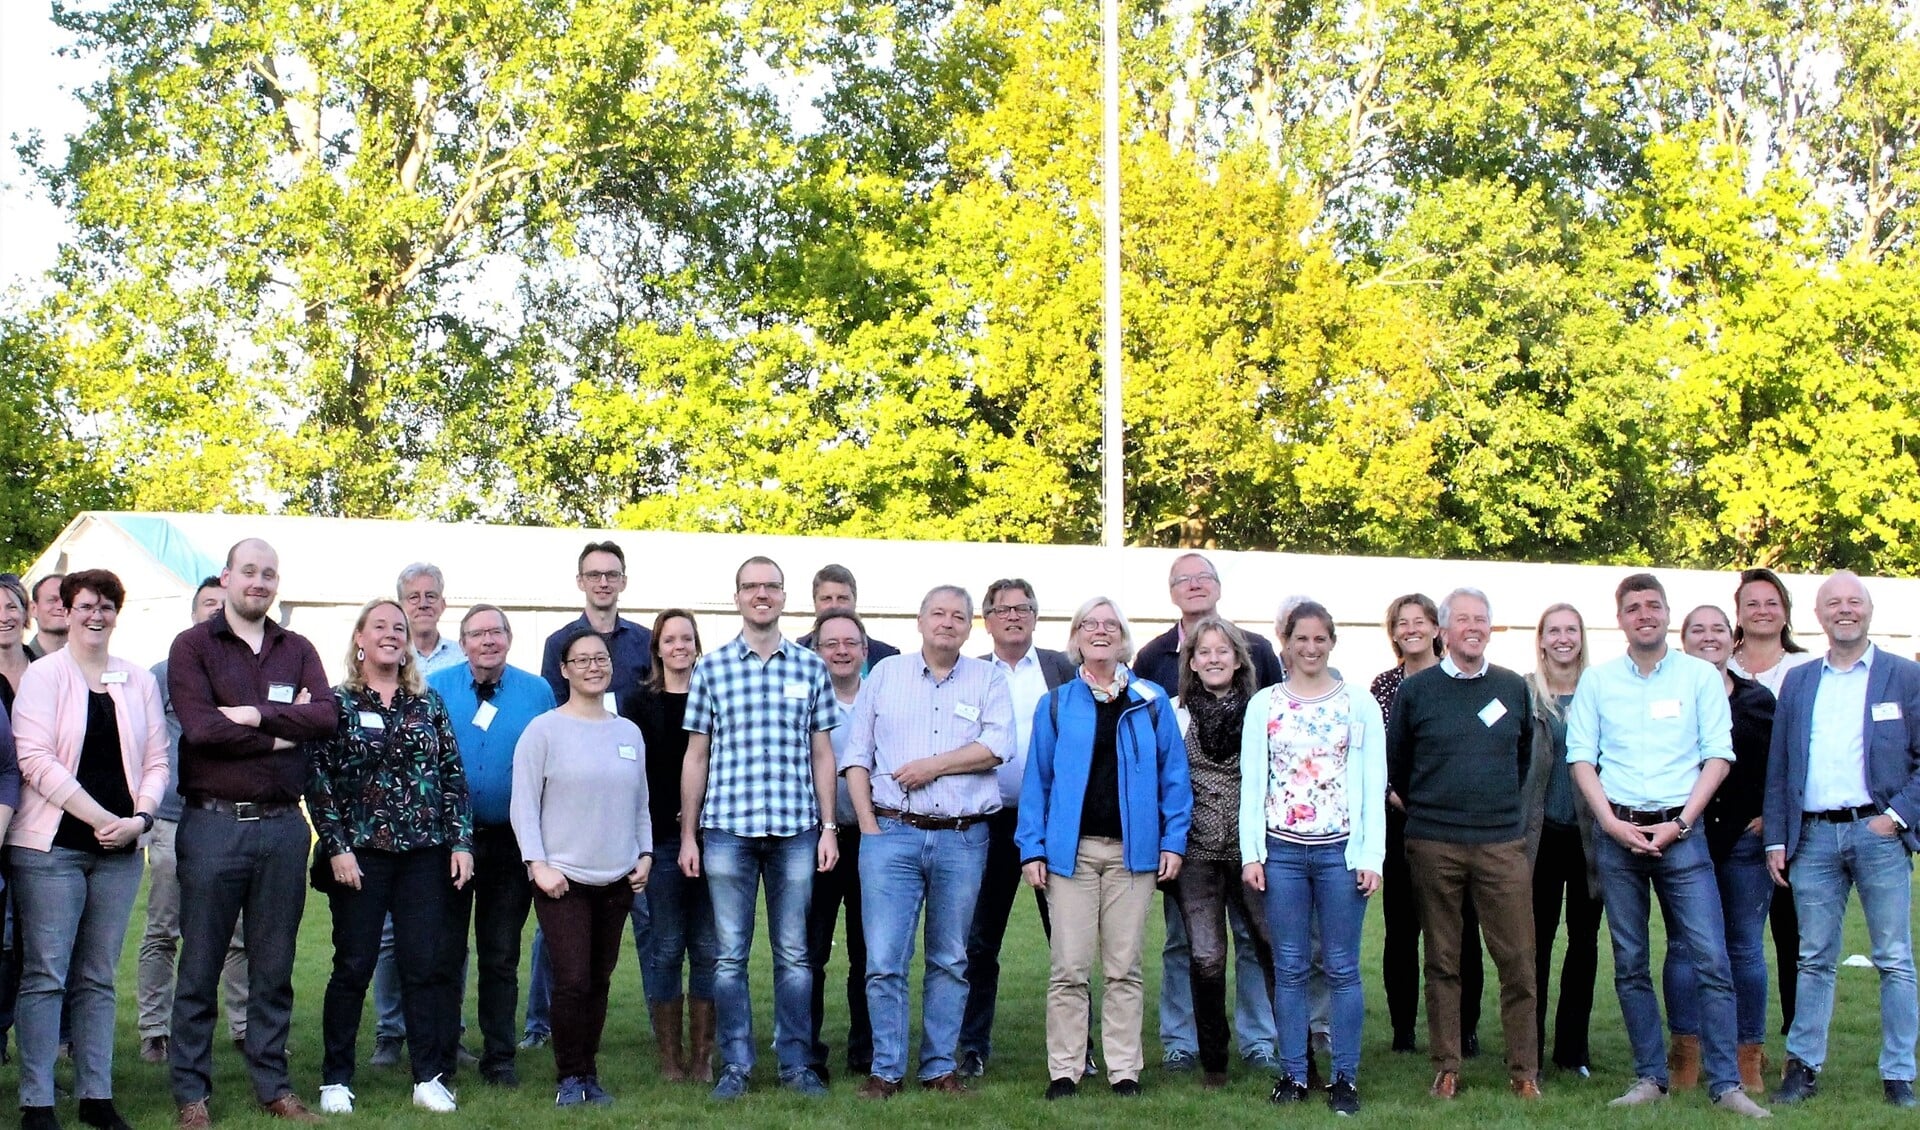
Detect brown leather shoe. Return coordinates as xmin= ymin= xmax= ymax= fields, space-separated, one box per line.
xmin=920 ymin=1073 xmax=966 ymax=1094
xmin=856 ymin=1076 xmax=903 ymax=1100
xmin=1430 ymin=1070 xmax=1459 ymax=1099
xmin=177 ymin=1100 xmax=211 ymax=1129
xmin=1511 ymin=1078 xmax=1543 ymax=1099
xmin=261 ymin=1095 xmax=323 ymax=1124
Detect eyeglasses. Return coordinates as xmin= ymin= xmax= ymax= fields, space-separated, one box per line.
xmin=565 ymin=655 xmax=612 ymax=669
xmin=1170 ymin=572 xmax=1219 ymax=588
xmin=1080 ymin=618 xmax=1123 ymax=634
xmin=986 ymin=603 xmax=1037 ymax=618
xmin=738 ymin=581 xmax=785 ymax=594
xmin=462 ymin=627 xmax=508 ymax=641
xmin=579 ymin=571 xmax=625 ymax=583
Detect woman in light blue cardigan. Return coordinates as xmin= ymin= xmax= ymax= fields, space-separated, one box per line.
xmin=1239 ymin=600 xmax=1385 ymax=1116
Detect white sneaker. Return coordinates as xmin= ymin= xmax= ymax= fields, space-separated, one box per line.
xmin=412 ymin=1075 xmax=458 ymax=1113
xmin=318 ymin=1084 xmax=354 ymax=1114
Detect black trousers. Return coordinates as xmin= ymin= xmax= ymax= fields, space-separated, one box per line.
xmin=1769 ymin=884 xmax=1798 ymax=1034
xmin=1532 ymin=821 xmax=1602 ymax=1068
xmin=1172 ymin=858 xmax=1274 ymax=1073
xmin=1383 ymin=807 xmax=1480 ymax=1046
xmin=532 ymin=879 xmax=633 ymax=1082
xmin=806 ymin=824 xmax=870 ymax=1072
xmin=321 ymin=846 xmax=455 ymax=1086
xmin=441 ymin=826 xmax=533 ymax=1076
xmin=959 ymin=807 xmax=1057 ymax=1062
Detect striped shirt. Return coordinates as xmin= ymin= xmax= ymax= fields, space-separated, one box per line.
xmin=684 ymin=635 xmax=837 ymax=837
xmin=842 ymin=652 xmax=1015 ymax=818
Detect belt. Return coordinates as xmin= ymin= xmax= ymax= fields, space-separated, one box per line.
xmin=874 ymin=806 xmax=988 ymax=832
xmin=1807 ymin=804 xmax=1880 ymax=824
xmin=188 ymin=796 xmax=303 ymax=821
xmin=1609 ymin=804 xmax=1684 ymax=826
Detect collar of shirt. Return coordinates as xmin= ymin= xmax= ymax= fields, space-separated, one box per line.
xmin=1618 ymin=648 xmax=1674 ymax=679
xmin=989 ymin=646 xmax=1038 ymax=673
xmin=1440 ymin=655 xmax=1488 ymax=680
xmin=1821 ymin=643 xmax=1876 ymax=676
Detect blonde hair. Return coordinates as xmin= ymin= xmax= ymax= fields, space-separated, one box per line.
xmin=1065 ymin=597 xmax=1135 ymax=665
xmin=1527 ymin=602 xmax=1588 ymax=720
xmin=343 ymin=598 xmax=423 ymax=696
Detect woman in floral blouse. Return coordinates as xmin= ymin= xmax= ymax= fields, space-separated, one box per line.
xmin=307 ymin=598 xmax=472 ymax=1115
xmin=1239 ymin=599 xmax=1385 ymax=1117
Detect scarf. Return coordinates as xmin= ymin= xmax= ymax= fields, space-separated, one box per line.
xmin=1185 ymin=687 xmax=1246 ymax=766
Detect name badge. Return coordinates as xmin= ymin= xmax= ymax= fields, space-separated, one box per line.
xmin=267 ymin=683 xmax=295 ymax=704
xmin=1650 ymin=698 xmax=1682 ymax=720
xmin=1874 ymin=701 xmax=1904 ymax=722
xmin=783 ymin=681 xmax=811 ymax=701
xmin=472 ymin=700 xmax=498 ymax=732
xmin=358 ymin=711 xmax=385 ymax=730
xmin=1347 ymin=721 xmax=1365 ymax=749
xmin=1477 ymin=698 xmax=1508 ymax=728
xmin=99 ymin=671 xmax=128 ymax=685
xmin=602 ymin=691 xmax=618 ymax=714
xmin=618 ymin=744 xmax=638 ymax=761
xmin=954 ymin=702 xmax=982 ymax=722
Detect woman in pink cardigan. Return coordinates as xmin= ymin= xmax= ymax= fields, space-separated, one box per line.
xmin=9 ymin=569 xmax=168 ymax=1130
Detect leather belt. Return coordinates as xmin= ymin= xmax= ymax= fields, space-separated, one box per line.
xmin=1807 ymin=804 xmax=1880 ymax=824
xmin=188 ymin=796 xmax=303 ymax=821
xmin=1609 ymin=804 xmax=1684 ymax=826
xmin=874 ymin=806 xmax=988 ymax=832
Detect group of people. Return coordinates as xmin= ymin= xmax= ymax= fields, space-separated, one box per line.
xmin=0 ymin=541 xmax=1915 ymax=1127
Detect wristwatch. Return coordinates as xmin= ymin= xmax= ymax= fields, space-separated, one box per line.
xmin=1673 ymin=815 xmax=1692 ymax=840
xmin=135 ymin=811 xmax=155 ymax=833
xmin=822 ymin=821 xmax=840 ymax=833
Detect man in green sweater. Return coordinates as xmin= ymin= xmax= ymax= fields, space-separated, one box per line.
xmin=1386 ymin=587 xmax=1539 ymax=1102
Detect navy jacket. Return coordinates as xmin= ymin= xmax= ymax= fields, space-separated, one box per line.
xmin=1764 ymin=648 xmax=1920 ymax=859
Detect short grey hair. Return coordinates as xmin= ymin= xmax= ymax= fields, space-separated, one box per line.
xmin=1438 ymin=587 xmax=1492 ymax=627
xmin=396 ymin=562 xmax=446 ymax=598
xmin=919 ymin=584 xmax=974 ymax=620
xmin=1065 ymin=597 xmax=1136 ymax=665
xmin=1274 ymin=594 xmax=1314 ymax=630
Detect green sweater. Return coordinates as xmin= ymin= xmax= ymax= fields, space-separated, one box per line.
xmin=1386 ymin=664 xmax=1534 ymax=844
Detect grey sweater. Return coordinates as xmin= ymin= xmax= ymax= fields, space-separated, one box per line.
xmin=510 ymin=711 xmax=653 ymax=886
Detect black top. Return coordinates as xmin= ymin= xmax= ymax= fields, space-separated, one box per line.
xmin=1386 ymin=664 xmax=1535 ymax=844
xmin=1079 ymin=696 xmax=1127 ymax=839
xmin=55 ymin=692 xmax=136 ymax=854
xmin=623 ymin=687 xmax=691 ymax=840
xmin=1704 ymin=673 xmax=1775 ymax=860
xmin=0 ymin=674 xmax=13 ymax=719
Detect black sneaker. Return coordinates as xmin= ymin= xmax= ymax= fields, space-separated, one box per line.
xmin=1270 ymin=1076 xmax=1310 ymax=1104
xmin=1328 ymin=1077 xmax=1360 ymax=1117
xmin=957 ymin=1050 xmax=985 ymax=1079
xmin=1045 ymin=1078 xmax=1078 ymax=1101
xmin=1887 ymin=1079 xmax=1917 ymax=1108
xmin=1111 ymin=1079 xmax=1142 ymax=1097
xmin=1773 ymin=1058 xmax=1818 ymax=1104
xmin=1462 ymin=1032 xmax=1480 ymax=1058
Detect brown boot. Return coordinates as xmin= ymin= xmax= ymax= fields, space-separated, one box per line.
xmin=1667 ymin=1034 xmax=1701 ymax=1091
xmin=1737 ymin=1043 xmax=1766 ymax=1092
xmin=652 ymin=999 xmax=688 ymax=1082
xmin=688 ymin=998 xmax=717 ymax=1084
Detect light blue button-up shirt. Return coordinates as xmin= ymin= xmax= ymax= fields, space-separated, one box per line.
xmin=842 ymin=652 xmax=1015 ymax=818
xmin=1566 ymin=648 xmax=1733 ymax=809
xmin=1804 ymin=645 xmax=1876 ymax=811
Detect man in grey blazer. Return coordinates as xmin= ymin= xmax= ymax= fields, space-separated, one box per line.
xmin=956 ymin=578 xmax=1076 ymax=1078
xmin=1764 ymin=570 xmax=1920 ymax=1109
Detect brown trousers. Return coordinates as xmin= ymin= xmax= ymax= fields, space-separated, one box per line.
xmin=1406 ymin=836 xmax=1538 ymax=1079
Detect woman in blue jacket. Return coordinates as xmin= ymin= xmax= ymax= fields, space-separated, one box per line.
xmin=1017 ymin=597 xmax=1191 ymax=1101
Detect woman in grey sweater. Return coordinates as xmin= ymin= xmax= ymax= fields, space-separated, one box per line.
xmin=511 ymin=626 xmax=653 ymax=1108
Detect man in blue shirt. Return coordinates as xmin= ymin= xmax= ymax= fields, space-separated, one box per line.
xmin=429 ymin=605 xmax=554 ymax=1088
xmin=1566 ymin=573 xmax=1767 ymax=1118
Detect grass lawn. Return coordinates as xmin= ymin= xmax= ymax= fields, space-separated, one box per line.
xmin=66 ymin=875 xmax=1918 ymax=1128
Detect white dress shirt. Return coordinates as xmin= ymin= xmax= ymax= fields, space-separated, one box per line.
xmin=988 ymin=646 xmax=1051 ymax=807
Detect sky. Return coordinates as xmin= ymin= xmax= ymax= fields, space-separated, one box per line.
xmin=0 ymin=3 xmax=93 ymax=296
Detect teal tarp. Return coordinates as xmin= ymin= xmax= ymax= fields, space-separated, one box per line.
xmin=104 ymin=515 xmax=222 ymax=589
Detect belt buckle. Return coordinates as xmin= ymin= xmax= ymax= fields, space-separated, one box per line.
xmin=232 ymin=802 xmax=261 ymax=822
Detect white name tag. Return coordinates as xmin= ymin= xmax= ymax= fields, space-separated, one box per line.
xmin=783 ymin=681 xmax=811 ymax=701
xmin=1347 ymin=721 xmax=1365 ymax=749
xmin=267 ymin=683 xmax=295 ymax=704
xmin=1650 ymin=698 xmax=1682 ymax=720
xmin=602 ymin=692 xmax=618 ymax=713
xmin=954 ymin=702 xmax=981 ymax=722
xmin=358 ymin=711 xmax=385 ymax=730
xmin=618 ymin=744 xmax=638 ymax=761
xmin=1478 ymin=698 xmax=1508 ymax=727
xmin=99 ymin=671 xmax=128 ymax=685
xmin=1874 ymin=701 xmax=1903 ymax=722
xmin=472 ymin=700 xmax=498 ymax=731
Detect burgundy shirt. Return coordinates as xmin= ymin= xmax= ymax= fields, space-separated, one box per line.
xmin=168 ymin=609 xmax=338 ymax=803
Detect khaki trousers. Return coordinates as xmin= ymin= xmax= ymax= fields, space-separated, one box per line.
xmin=1045 ymin=837 xmax=1157 ymax=1082
xmin=1406 ymin=836 xmax=1539 ymax=1079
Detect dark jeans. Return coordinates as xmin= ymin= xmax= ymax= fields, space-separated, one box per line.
xmin=1383 ymin=807 xmax=1480 ymax=1046
xmin=644 ymin=844 xmax=717 ymax=1003
xmin=531 ymin=879 xmax=633 ymax=1082
xmin=806 ymin=824 xmax=869 ymax=1073
xmin=1771 ymin=884 xmax=1799 ymax=1034
xmin=322 ymin=846 xmax=455 ymax=1086
xmin=960 ymin=808 xmax=1062 ymax=1063
xmin=170 ymin=804 xmax=310 ymax=1105
xmin=441 ymin=826 xmax=532 ymax=1076
xmin=1532 ymin=821 xmax=1602 ymax=1069
xmin=1172 ymin=858 xmax=1274 ymax=1073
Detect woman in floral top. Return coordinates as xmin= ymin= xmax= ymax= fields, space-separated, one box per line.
xmin=307 ymin=598 xmax=472 ymax=1115
xmin=1239 ymin=600 xmax=1385 ymax=1117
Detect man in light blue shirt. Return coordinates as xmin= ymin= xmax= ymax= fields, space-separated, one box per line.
xmin=1566 ymin=573 xmax=1767 ymax=1117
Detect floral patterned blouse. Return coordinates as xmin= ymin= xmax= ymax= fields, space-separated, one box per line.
xmin=307 ymin=683 xmax=472 ymax=859
xmin=1264 ymin=681 xmax=1357 ymax=845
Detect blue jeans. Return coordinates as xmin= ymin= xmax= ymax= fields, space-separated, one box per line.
xmin=645 ymin=854 xmax=717 ymax=1003
xmin=1595 ymin=830 xmax=1740 ymax=1096
xmin=704 ymin=828 xmax=817 ymax=1075
xmin=1261 ymin=838 xmax=1366 ymax=1082
xmin=858 ymin=818 xmax=989 ymax=1082
xmin=1785 ymin=817 xmax=1918 ymax=1080
xmin=11 ymin=847 xmax=143 ymax=1107
xmin=1160 ymin=892 xmax=1278 ymax=1059
xmin=1663 ymin=831 xmax=1772 ymax=1044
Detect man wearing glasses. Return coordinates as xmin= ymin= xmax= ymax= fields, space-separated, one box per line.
xmin=679 ymin=556 xmax=840 ymax=1100
xmin=1134 ymin=553 xmax=1283 ymax=1074
xmin=538 ymin=542 xmax=653 ymax=704
xmin=398 ymin=564 xmax=463 ymax=677
xmin=957 ymin=579 xmax=1075 ymax=1078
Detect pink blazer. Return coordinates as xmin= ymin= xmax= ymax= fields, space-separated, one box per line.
xmin=9 ymin=648 xmax=170 ymax=853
